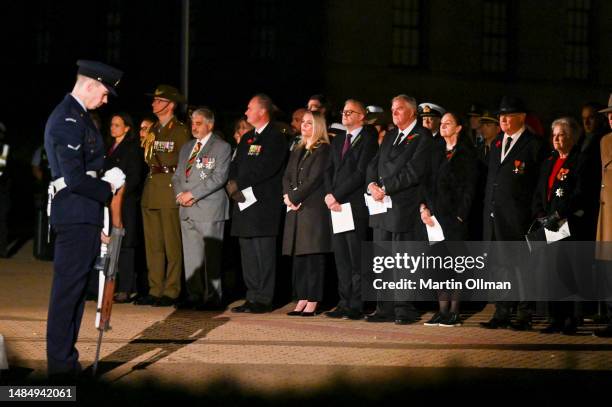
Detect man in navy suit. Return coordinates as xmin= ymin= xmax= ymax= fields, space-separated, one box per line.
xmin=480 ymin=96 xmax=546 ymax=330
xmin=323 ymin=99 xmax=378 ymax=320
xmin=44 ymin=60 xmax=123 ymax=377
xmin=365 ymin=94 xmax=433 ymax=324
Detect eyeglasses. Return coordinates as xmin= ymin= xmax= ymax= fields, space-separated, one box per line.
xmin=341 ymin=110 xmax=363 ymax=117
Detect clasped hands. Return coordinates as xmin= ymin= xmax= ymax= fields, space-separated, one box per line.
xmin=176 ymin=191 xmax=196 ymax=207
xmin=368 ymin=182 xmax=386 ymax=202
xmin=324 ymin=194 xmax=342 ymax=212
xmin=284 ymin=194 xmax=301 ymax=211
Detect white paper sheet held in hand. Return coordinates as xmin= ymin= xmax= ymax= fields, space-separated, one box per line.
xmin=331 ymin=203 xmax=355 ymax=234
xmin=364 ymin=194 xmax=387 ymax=215
xmin=426 ymin=215 xmax=445 ymax=243
xmin=238 ymin=186 xmax=257 ymax=211
xmin=545 ymin=220 xmax=571 ymax=243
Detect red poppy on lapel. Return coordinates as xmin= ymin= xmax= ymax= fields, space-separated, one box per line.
xmin=405 ymin=134 xmax=419 ymax=144
xmin=246 ymin=138 xmax=254 ymax=144
xmin=557 ymin=168 xmax=569 ymax=181
xmin=495 ymin=140 xmax=502 ymax=149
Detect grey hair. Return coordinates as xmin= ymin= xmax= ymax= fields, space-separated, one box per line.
xmin=192 ymin=107 xmax=215 ymax=124
xmin=551 ymin=116 xmax=581 ymax=144
xmin=391 ymin=94 xmax=417 ymax=111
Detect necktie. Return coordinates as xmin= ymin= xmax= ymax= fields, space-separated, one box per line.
xmin=341 ymin=133 xmax=352 ymax=159
xmin=503 ymin=136 xmax=513 ymax=156
xmin=393 ymin=131 xmax=404 ymax=146
xmin=185 ymin=142 xmax=201 ymax=177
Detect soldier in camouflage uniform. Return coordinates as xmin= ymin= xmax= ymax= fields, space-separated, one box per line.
xmin=137 ymin=85 xmax=190 ymax=306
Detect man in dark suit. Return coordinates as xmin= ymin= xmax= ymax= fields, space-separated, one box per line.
xmin=323 ymin=99 xmax=378 ymax=320
xmin=365 ymin=94 xmax=433 ymax=324
xmin=480 ymin=96 xmax=547 ymax=330
xmin=229 ymin=94 xmax=287 ymax=313
xmin=44 ymin=60 xmax=123 ymax=377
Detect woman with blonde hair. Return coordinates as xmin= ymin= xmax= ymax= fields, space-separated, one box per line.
xmin=282 ymin=110 xmax=332 ymax=316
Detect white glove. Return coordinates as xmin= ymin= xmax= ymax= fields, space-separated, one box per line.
xmin=102 ymin=167 xmax=126 ymax=193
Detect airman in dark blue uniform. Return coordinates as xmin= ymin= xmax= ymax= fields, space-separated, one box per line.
xmin=44 ymin=60 xmax=123 ymax=377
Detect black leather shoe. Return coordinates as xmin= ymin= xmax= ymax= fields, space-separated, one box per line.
xmin=395 ymin=317 xmax=417 ymax=325
xmin=287 ymin=310 xmax=303 ymax=316
xmin=231 ymin=301 xmax=254 ymax=313
xmin=196 ymin=301 xmax=225 ymax=311
xmin=175 ymin=299 xmax=197 ymax=310
xmin=365 ymin=312 xmax=395 ymax=323
xmin=510 ymin=320 xmax=532 ymax=331
xmin=153 ymin=296 xmax=176 ymax=307
xmin=134 ymin=294 xmax=159 ymax=306
xmin=479 ymin=318 xmax=511 ymax=329
xmin=593 ymin=325 xmax=612 ymax=338
xmin=540 ymin=323 xmax=562 ymax=334
xmin=324 ymin=308 xmax=347 ymax=319
xmin=343 ymin=309 xmax=364 ymax=320
xmin=300 ymin=309 xmax=319 ymax=317
xmin=249 ymin=302 xmax=272 ymax=314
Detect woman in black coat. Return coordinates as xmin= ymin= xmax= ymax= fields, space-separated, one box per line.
xmin=104 ymin=113 xmax=145 ymax=302
xmin=419 ymin=112 xmax=480 ymax=326
xmin=282 ymin=110 xmax=332 ymax=316
xmin=533 ymin=117 xmax=586 ymax=335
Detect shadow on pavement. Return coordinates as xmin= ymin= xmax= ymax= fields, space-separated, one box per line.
xmin=82 ymin=309 xmax=229 ymax=379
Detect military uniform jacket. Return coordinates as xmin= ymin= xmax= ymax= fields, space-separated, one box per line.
xmin=172 ymin=134 xmax=231 ymax=223
xmin=366 ymin=124 xmax=433 ymax=233
xmin=282 ymin=143 xmax=332 ymax=256
xmin=141 ymin=116 xmax=190 ymax=209
xmin=230 ymin=122 xmax=288 ymax=237
xmin=483 ymin=129 xmax=546 ymax=241
xmin=44 ymin=94 xmax=112 ymax=226
xmin=324 ymin=127 xmax=379 ymax=221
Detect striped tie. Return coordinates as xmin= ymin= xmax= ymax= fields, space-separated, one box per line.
xmin=185 ymin=142 xmax=201 ymax=177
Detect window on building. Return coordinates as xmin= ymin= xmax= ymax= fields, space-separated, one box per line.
xmin=482 ymin=0 xmax=509 ymax=74
xmin=251 ymin=0 xmax=276 ymax=60
xmin=391 ymin=0 xmax=422 ymax=67
xmin=106 ymin=1 xmax=121 ymax=64
xmin=565 ymin=0 xmax=591 ymax=80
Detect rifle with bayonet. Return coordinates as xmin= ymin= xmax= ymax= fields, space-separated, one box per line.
xmin=92 ymin=187 xmax=125 ymax=376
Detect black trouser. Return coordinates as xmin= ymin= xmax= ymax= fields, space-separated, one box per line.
xmin=490 ymin=218 xmax=533 ymax=321
xmin=293 ymin=253 xmax=325 ymax=302
xmin=374 ymin=228 xmax=419 ymax=319
xmin=239 ymin=236 xmax=276 ymax=305
xmin=0 ymin=183 xmax=9 ymax=256
xmin=47 ymin=223 xmax=99 ymax=375
xmin=332 ymin=216 xmax=368 ymax=311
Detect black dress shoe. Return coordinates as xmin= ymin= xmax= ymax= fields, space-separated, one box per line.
xmin=343 ymin=309 xmax=364 ymax=320
xmin=365 ymin=312 xmax=395 ymax=323
xmin=540 ymin=323 xmax=562 ymax=334
xmin=196 ymin=301 xmax=226 ymax=311
xmin=153 ymin=296 xmax=176 ymax=307
xmin=510 ymin=320 xmax=532 ymax=331
xmin=479 ymin=318 xmax=511 ymax=329
xmin=300 ymin=310 xmax=319 ymax=317
xmin=287 ymin=310 xmax=304 ymax=316
xmin=324 ymin=308 xmax=348 ymax=319
xmin=395 ymin=317 xmax=417 ymax=325
xmin=249 ymin=302 xmax=272 ymax=314
xmin=231 ymin=301 xmax=254 ymax=313
xmin=134 ymin=294 xmax=159 ymax=306
xmin=175 ymin=299 xmax=197 ymax=310
xmin=593 ymin=325 xmax=612 ymax=338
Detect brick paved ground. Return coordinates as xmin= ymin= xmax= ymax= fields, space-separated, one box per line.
xmin=1 ymin=242 xmax=612 ymax=403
